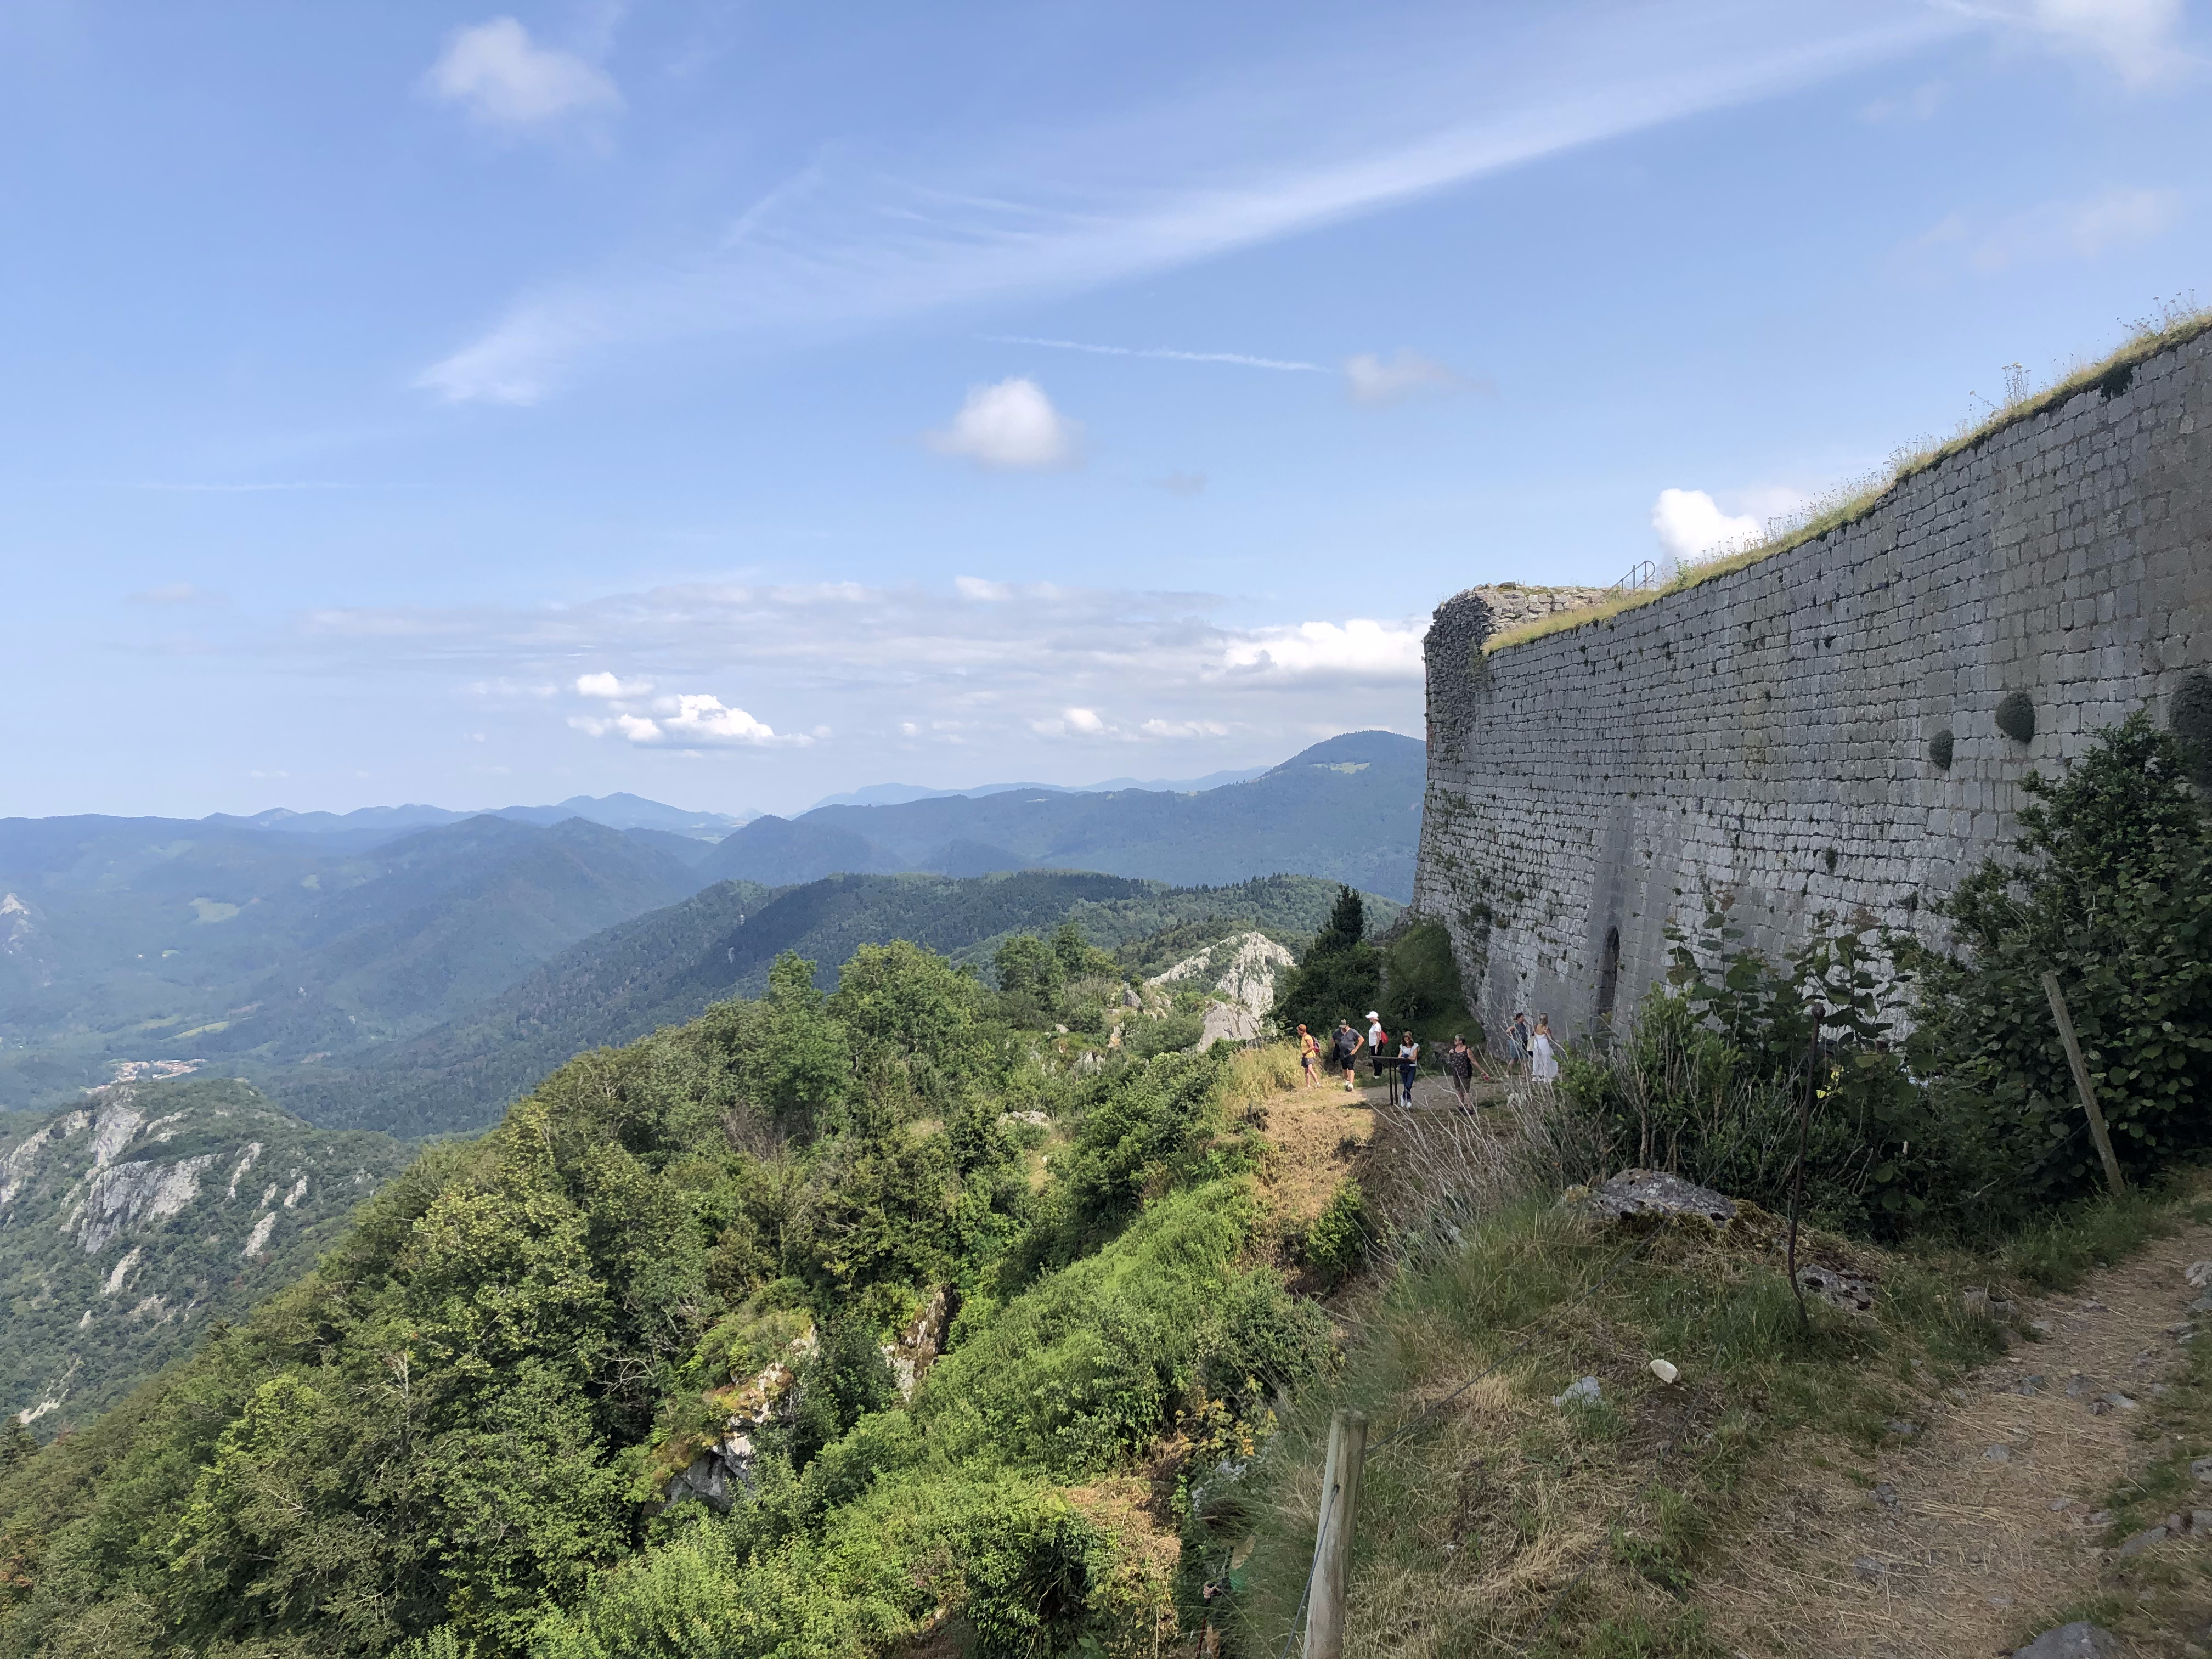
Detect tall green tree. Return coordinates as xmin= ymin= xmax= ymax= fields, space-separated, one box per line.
xmin=1268 ymin=885 xmax=1380 ymax=1037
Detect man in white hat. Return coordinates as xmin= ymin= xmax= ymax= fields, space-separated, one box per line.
xmin=1366 ymin=1011 xmax=1392 ymax=1100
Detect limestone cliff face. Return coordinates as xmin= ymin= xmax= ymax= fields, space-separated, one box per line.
xmin=1415 ymin=329 xmax=2212 ymax=1046
xmin=0 ymin=1075 xmax=411 ymax=1432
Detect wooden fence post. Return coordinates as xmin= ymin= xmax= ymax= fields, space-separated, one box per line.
xmin=1305 ymin=1409 xmax=1367 ymax=1659
xmin=1785 ymin=1004 xmax=1822 ymax=1331
xmin=2040 ymin=972 xmax=2126 ymax=1198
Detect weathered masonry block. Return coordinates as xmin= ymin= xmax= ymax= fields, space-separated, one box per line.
xmin=1414 ymin=329 xmax=2212 ymax=1046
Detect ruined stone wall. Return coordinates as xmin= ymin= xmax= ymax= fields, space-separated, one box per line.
xmin=1414 ymin=330 xmax=2212 ymax=1046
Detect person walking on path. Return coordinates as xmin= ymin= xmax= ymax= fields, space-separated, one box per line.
xmin=1508 ymin=1011 xmax=1532 ymax=1069
xmin=1396 ymin=1032 xmax=1420 ymax=1107
xmin=1366 ymin=1012 xmax=1392 ymax=1099
xmin=1331 ymin=1020 xmax=1363 ymax=1091
xmin=1529 ymin=1016 xmax=1560 ymax=1084
xmin=1443 ymin=1034 xmax=1475 ymax=1108
xmin=1297 ymin=1024 xmax=1321 ymax=1088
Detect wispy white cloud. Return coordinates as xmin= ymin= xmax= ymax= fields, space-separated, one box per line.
xmin=1948 ymin=0 xmax=2193 ymax=85
xmin=415 ymin=2 xmax=1959 ymax=404
xmin=1893 ymin=184 xmax=2182 ymax=282
xmin=425 ymin=18 xmax=619 ymax=129
xmin=1343 ymin=349 xmax=1486 ymax=406
xmin=924 ymin=377 xmax=1085 ymax=470
xmin=985 ymin=336 xmax=1324 ymax=372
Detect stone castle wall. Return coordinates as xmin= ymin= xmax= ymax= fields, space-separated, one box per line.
xmin=1414 ymin=330 xmax=2212 ymax=1045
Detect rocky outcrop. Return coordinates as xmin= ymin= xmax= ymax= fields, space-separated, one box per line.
xmin=882 ymin=1286 xmax=951 ymax=1402
xmin=1147 ymin=930 xmax=1296 ymax=1045
xmin=75 ymin=1155 xmax=214 ymax=1255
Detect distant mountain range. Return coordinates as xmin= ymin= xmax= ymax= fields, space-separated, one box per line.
xmin=204 ymin=791 xmax=755 ymax=845
xmin=707 ymin=730 xmax=1423 ymax=895
xmin=0 ymin=730 xmax=1421 ymax=1127
xmin=806 ymin=765 xmax=1269 ymax=809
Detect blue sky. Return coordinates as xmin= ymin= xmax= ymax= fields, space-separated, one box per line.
xmin=4 ymin=0 xmax=2207 ymax=819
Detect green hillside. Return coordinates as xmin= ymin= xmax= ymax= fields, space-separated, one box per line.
xmin=0 ymin=816 xmax=704 ymax=1110
xmin=0 ymin=934 xmax=1329 ymax=1658
xmin=0 ymin=1075 xmax=413 ymax=1433
xmin=723 ymin=730 xmax=1425 ymax=899
xmin=272 ymin=870 xmax=1394 ymax=1137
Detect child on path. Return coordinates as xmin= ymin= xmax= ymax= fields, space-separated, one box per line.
xmin=1297 ymin=1024 xmax=1320 ymax=1087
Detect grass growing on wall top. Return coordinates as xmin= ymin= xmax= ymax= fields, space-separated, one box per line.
xmin=1483 ymin=296 xmax=2212 ymax=657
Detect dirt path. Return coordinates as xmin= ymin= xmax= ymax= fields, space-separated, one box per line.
xmin=1703 ymin=1219 xmax=2212 ymax=1658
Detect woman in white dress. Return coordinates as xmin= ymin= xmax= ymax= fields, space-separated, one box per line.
xmin=1528 ymin=1017 xmax=1560 ymax=1083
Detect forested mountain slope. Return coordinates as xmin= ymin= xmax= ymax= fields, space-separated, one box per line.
xmin=0 ymin=1075 xmax=412 ymax=1431
xmin=0 ymin=934 xmax=1333 ymax=1658
xmin=273 ymin=870 xmax=1392 ymax=1137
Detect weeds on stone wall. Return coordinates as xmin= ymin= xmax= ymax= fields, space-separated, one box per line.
xmin=1483 ymin=295 xmax=2212 ymax=656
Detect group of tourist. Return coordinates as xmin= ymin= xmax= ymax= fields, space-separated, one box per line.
xmin=1292 ymin=1008 xmax=1560 ymax=1108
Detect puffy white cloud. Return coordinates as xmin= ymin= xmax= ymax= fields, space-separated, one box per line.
xmin=1064 ymin=707 xmax=1105 ymax=733
xmin=1894 ymin=186 xmax=2181 ymax=282
xmin=659 ymin=695 xmax=788 ymax=746
xmin=1343 ymin=350 xmax=1482 ymax=406
xmin=1651 ymin=488 xmax=1762 ymax=563
xmin=575 ymin=671 xmax=653 ymax=698
xmin=955 ymin=576 xmax=1013 ymax=601
xmin=1220 ymin=618 xmax=1426 ymax=680
xmin=924 ymin=378 xmax=1084 ymax=470
xmin=424 ymin=18 xmax=619 ymax=128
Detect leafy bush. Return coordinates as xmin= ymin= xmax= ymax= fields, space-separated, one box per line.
xmin=920 ymin=1182 xmax=1288 ymax=1472
xmin=1904 ymin=712 xmax=2212 ymax=1207
xmin=1300 ymin=1180 xmax=1369 ymax=1289
xmin=1995 ymin=689 xmax=2036 ymax=743
xmin=1126 ymin=1009 xmax=1203 ymax=1059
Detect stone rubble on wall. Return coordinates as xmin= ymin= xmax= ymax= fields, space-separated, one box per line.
xmin=1415 ymin=330 xmax=2212 ymax=1048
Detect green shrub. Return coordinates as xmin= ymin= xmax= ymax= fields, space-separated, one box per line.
xmin=1904 ymin=713 xmax=2212 ymax=1207
xmin=1126 ymin=1009 xmax=1203 ymax=1058
xmin=1995 ymin=690 xmax=2036 ymax=743
xmin=1301 ymin=1180 xmax=1369 ymax=1289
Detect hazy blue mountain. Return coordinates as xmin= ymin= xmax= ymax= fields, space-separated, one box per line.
xmin=792 ymin=730 xmax=1422 ymax=899
xmin=0 ymin=1075 xmax=413 ymax=1432
xmin=205 ymin=791 xmax=753 ymax=843
xmin=693 ymin=814 xmax=907 ymax=887
xmin=805 ymin=765 xmax=1269 ymax=810
xmin=278 ymin=869 xmax=1392 ymax=1137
